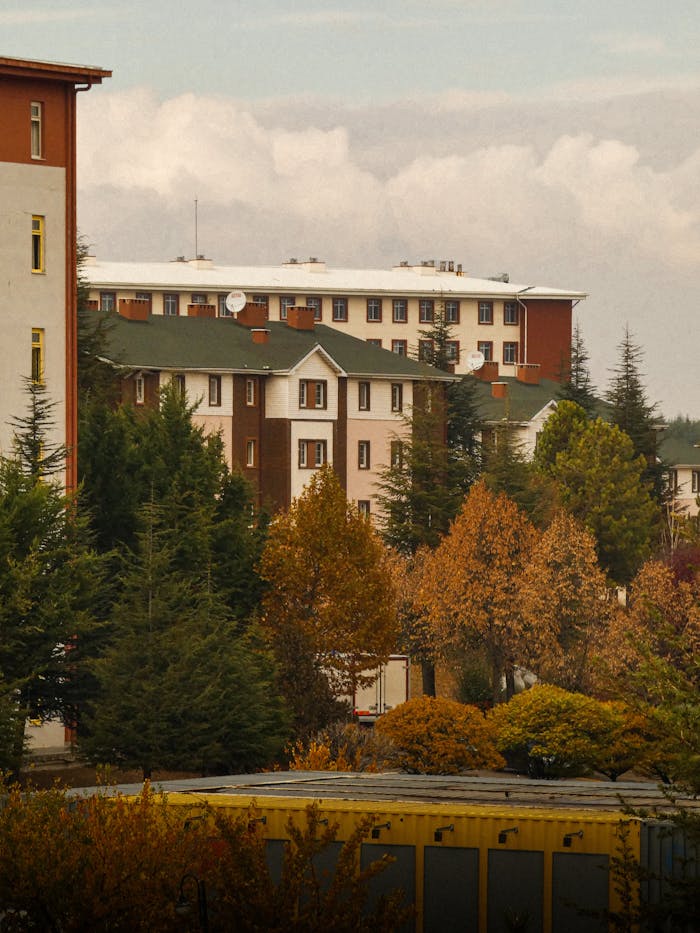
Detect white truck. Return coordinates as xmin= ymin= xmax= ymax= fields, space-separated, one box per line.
xmin=352 ymin=654 xmax=410 ymax=724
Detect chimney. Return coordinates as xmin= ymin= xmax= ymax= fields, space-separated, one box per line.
xmin=236 ymin=302 xmax=268 ymax=328
xmin=118 ymin=297 xmax=149 ymax=321
xmin=287 ymin=306 xmax=315 ymax=330
xmin=516 ymin=363 xmax=541 ymax=385
xmin=491 ymin=381 xmax=508 ymax=399
xmin=187 ymin=303 xmax=216 ymax=319
xmin=473 ymin=360 xmax=499 ymax=382
xmin=251 ymin=328 xmax=270 ymax=345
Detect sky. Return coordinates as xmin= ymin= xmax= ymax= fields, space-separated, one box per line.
xmin=4 ymin=0 xmax=700 ymax=416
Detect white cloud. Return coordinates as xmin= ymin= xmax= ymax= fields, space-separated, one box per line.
xmin=592 ymin=32 xmax=671 ymax=57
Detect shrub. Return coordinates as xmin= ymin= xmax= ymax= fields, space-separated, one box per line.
xmin=288 ymin=722 xmax=392 ymax=772
xmin=491 ymin=684 xmax=618 ymax=778
xmin=375 ymin=696 xmax=504 ymax=774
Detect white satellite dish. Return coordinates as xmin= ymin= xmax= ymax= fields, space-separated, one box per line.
xmin=465 ymin=350 xmax=485 ymax=372
xmin=225 ymin=289 xmax=247 ymax=315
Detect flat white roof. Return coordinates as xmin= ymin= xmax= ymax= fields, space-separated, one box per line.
xmin=85 ymin=259 xmax=586 ymax=301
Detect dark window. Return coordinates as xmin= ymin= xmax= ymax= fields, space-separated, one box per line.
xmin=279 ymin=296 xmax=295 ymax=320
xmin=358 ymin=381 xmax=371 ymax=411
xmin=445 ymin=340 xmax=460 ymax=363
xmin=299 ymin=380 xmax=327 ymax=409
xmin=299 ymin=439 xmax=327 ymax=468
xmin=332 ymin=297 xmax=348 ymax=321
xmin=503 ymin=341 xmax=519 ymax=364
xmin=392 ymin=299 xmax=407 ymax=323
xmin=358 ymin=440 xmax=371 ymax=469
xmin=366 ymin=338 xmax=382 ymax=348
xmin=208 ymin=375 xmax=221 ymax=406
xmin=392 ymin=339 xmax=407 ymax=356
xmin=418 ymin=339 xmax=433 ymax=361
xmin=191 ymin=292 xmax=207 ymax=304
xmin=504 ymin=301 xmax=519 ymax=325
xmin=478 ymin=301 xmax=493 ymax=324
xmin=99 ymin=291 xmax=116 ymax=312
xmin=366 ymin=298 xmax=382 ymax=322
xmin=419 ymin=299 xmax=434 ymax=323
xmin=477 ymin=341 xmax=493 ymax=361
xmin=357 ymin=500 xmax=371 ymax=516
xmin=391 ymin=383 xmax=403 ymax=412
xmin=306 ymin=296 xmax=322 ymax=321
xmin=445 ymin=300 xmax=460 ymax=323
xmin=164 ymin=293 xmax=179 ymax=316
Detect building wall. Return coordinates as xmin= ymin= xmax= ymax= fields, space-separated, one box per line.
xmin=523 ymin=299 xmax=573 ymax=381
xmin=0 ymin=162 xmax=67 ymax=464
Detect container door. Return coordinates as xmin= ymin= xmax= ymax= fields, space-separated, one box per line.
xmin=424 ymin=845 xmax=479 ymax=932
xmin=551 ymin=852 xmax=609 ymax=933
xmin=487 ymin=849 xmax=543 ymax=933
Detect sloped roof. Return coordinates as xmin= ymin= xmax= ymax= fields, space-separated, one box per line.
xmin=660 ymin=433 xmax=700 ymax=467
xmin=86 ymin=259 xmax=586 ymax=301
xmin=100 ymin=312 xmax=453 ymax=381
xmin=471 ymin=377 xmax=611 ymax=425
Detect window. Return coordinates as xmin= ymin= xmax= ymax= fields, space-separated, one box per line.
xmin=358 ymin=440 xmax=371 ymax=469
xmin=478 ymin=301 xmax=493 ymax=324
xmin=358 ymin=381 xmax=371 ymax=411
xmin=392 ymin=299 xmax=407 ymax=323
xmin=135 ymin=291 xmax=152 ymax=312
xmin=332 ymin=297 xmax=348 ymax=322
xmin=163 ymin=293 xmax=179 ymax=316
xmin=135 ymin=374 xmax=145 ymax=405
xmin=692 ymin=471 xmax=700 ymax=494
xmin=246 ymin=377 xmax=257 ymax=407
xmin=445 ymin=300 xmax=460 ymax=324
xmin=503 ymin=341 xmax=519 ymax=365
xmin=208 ymin=375 xmax=221 ymax=406
xmin=419 ymin=299 xmax=434 ymax=323
xmin=445 ymin=340 xmax=460 ymax=363
xmin=279 ymin=296 xmax=295 ymax=321
xmin=366 ymin=338 xmax=382 ymax=348
xmin=504 ymin=301 xmax=519 ymax=325
xmin=31 ymin=329 xmax=44 ymax=384
xmin=251 ymin=294 xmax=268 ymax=307
xmin=391 ymin=383 xmax=403 ymax=413
xmin=246 ymin=439 xmax=257 ymax=468
xmin=298 ymin=439 xmax=327 ymax=469
xmin=173 ymin=374 xmax=186 ymax=397
xmin=418 ymin=339 xmax=433 ymax=362
xmin=31 ymin=216 xmax=44 ymax=272
xmin=299 ymin=379 xmax=327 ymax=410
xmin=99 ymin=291 xmax=116 ymax=312
xmin=357 ymin=500 xmax=371 ymax=517
xmin=218 ymin=294 xmax=231 ymax=317
xmin=191 ymin=293 xmax=207 ymax=304
xmin=366 ymin=298 xmax=382 ymax=322
xmin=390 ymin=440 xmax=403 ymax=468
xmin=669 ymin=469 xmax=678 ymax=494
xmin=30 ymin=102 xmax=43 ymax=159
xmin=306 ymin=296 xmax=322 ymax=321
xmin=477 ymin=341 xmax=493 ymax=361
xmin=392 ymin=339 xmax=407 ymax=356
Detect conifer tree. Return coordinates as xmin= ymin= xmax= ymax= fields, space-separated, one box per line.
xmin=557 ymin=322 xmax=598 ymax=416
xmin=9 ymin=378 xmax=67 ymax=482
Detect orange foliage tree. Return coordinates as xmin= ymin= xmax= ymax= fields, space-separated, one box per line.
xmin=416 ymin=481 xmax=536 ymax=703
xmin=375 ymin=695 xmax=504 ymax=774
xmin=516 ymin=510 xmax=612 ymax=692
xmin=0 ymin=781 xmax=410 ymax=932
xmin=258 ymin=465 xmax=399 ymax=736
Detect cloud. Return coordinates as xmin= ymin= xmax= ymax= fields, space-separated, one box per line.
xmin=76 ymin=86 xmax=700 ymax=414
xmin=592 ymin=32 xmax=671 ymax=57
xmin=0 ymin=8 xmax=108 ymax=24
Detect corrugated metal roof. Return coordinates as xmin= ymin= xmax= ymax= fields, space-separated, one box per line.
xmin=86 ymin=259 xmax=586 ymax=301
xmin=101 ymin=312 xmax=454 ymax=380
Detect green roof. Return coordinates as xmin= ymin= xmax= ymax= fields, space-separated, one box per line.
xmin=470 ymin=376 xmax=610 ymax=424
xmin=660 ymin=434 xmax=700 ymax=467
xmin=101 ymin=313 xmax=453 ymax=381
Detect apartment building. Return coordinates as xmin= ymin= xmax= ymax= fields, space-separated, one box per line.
xmin=100 ymin=301 xmax=453 ymax=513
xmin=0 ymin=56 xmax=110 ymax=488
xmin=85 ymin=256 xmax=586 ymax=385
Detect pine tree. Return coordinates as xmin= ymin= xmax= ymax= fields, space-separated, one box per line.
xmin=9 ymin=379 xmax=67 ymax=482
xmin=557 ymin=322 xmax=598 ymax=416
xmin=606 ymin=326 xmax=665 ymax=501
xmin=483 ymin=420 xmax=557 ymax=528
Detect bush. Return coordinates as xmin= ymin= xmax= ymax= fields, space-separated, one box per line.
xmin=375 ymin=696 xmax=504 ymax=774
xmin=0 ymin=780 xmax=411 ymax=931
xmin=491 ymin=684 xmax=622 ymax=778
xmin=288 ymin=722 xmax=393 ymax=772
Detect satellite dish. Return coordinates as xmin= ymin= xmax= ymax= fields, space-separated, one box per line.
xmin=465 ymin=350 xmax=485 ymax=372
xmin=225 ymin=289 xmax=247 ymax=315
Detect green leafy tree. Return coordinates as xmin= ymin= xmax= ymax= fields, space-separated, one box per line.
xmin=259 ymin=465 xmax=399 ymax=737
xmin=552 ymin=418 xmax=659 ymax=583
xmin=606 ymin=326 xmax=665 ymax=501
xmin=533 ymin=399 xmax=589 ymax=475
xmin=557 ymin=322 xmax=598 ymax=416
xmin=81 ymin=502 xmax=288 ymax=778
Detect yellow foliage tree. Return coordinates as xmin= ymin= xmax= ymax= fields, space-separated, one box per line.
xmin=417 ymin=481 xmax=536 ymax=703
xmin=258 ymin=465 xmax=399 ymax=735
xmin=375 ymin=695 xmax=505 ymax=774
xmin=516 ymin=510 xmax=612 ymax=692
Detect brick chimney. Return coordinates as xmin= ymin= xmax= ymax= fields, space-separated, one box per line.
xmin=237 ymin=303 xmax=268 ymax=328
xmin=187 ymin=303 xmax=216 ymax=319
xmin=251 ymin=328 xmax=270 ymax=345
xmin=118 ymin=297 xmax=149 ymax=321
xmin=473 ymin=360 xmax=499 ymax=382
xmin=287 ymin=306 xmax=315 ymax=330
xmin=516 ymin=363 xmax=541 ymax=385
xmin=491 ymin=381 xmax=508 ymax=399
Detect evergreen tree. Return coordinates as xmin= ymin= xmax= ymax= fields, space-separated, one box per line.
xmin=483 ymin=421 xmax=557 ymax=528
xmin=9 ymin=379 xmax=67 ymax=482
xmin=533 ymin=399 xmax=589 ymax=476
xmin=606 ymin=326 xmax=665 ymax=501
xmin=557 ymin=322 xmax=598 ymax=416
xmin=82 ymin=502 xmax=288 ymax=778
xmin=76 ymin=235 xmax=118 ymax=406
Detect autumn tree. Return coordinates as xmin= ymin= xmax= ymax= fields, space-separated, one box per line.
xmin=517 ymin=510 xmax=611 ymax=692
xmin=557 ymin=322 xmax=598 ymax=416
xmin=375 ymin=695 xmax=504 ymax=774
xmin=551 ymin=418 xmax=659 ymax=583
xmin=258 ymin=465 xmax=399 ymax=736
xmin=417 ymin=481 xmax=536 ymax=703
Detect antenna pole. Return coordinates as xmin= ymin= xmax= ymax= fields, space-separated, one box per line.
xmin=194 ymin=197 xmax=198 ymax=259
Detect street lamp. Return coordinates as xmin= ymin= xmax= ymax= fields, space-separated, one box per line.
xmin=175 ymin=872 xmax=209 ymax=932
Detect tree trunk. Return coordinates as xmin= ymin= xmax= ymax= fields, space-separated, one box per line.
xmin=421 ymin=659 xmax=436 ymax=697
